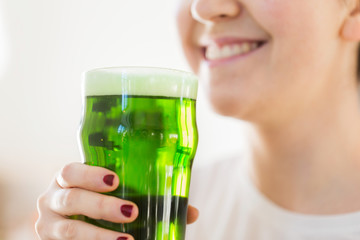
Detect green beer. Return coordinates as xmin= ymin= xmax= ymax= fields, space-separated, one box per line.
xmin=78 ymin=67 xmax=198 ymax=240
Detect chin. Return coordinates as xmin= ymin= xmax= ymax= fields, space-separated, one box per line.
xmin=208 ymin=93 xmax=246 ymax=119
xmin=208 ymin=92 xmax=269 ymax=125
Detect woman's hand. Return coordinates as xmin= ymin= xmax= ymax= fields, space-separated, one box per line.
xmin=187 ymin=205 xmax=199 ymax=224
xmin=35 ymin=162 xmax=199 ymax=240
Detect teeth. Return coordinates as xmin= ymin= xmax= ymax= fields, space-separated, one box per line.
xmin=221 ymin=45 xmax=232 ymax=58
xmin=205 ymin=42 xmax=261 ymax=61
xmin=241 ymin=43 xmax=251 ymax=53
xmin=251 ymin=42 xmax=258 ymax=50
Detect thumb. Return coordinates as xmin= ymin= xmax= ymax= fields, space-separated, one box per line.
xmin=187 ymin=205 xmax=199 ymax=224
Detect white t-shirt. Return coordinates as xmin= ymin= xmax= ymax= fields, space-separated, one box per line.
xmin=186 ymin=156 xmax=360 ymax=240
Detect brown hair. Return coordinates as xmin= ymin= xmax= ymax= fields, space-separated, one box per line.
xmin=355 ymin=1 xmax=360 ymax=80
xmin=358 ymin=45 xmax=360 ymax=79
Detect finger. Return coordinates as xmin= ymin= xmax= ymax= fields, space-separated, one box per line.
xmin=187 ymin=205 xmax=199 ymax=224
xmin=50 ymin=188 xmax=138 ymax=223
xmin=38 ymin=216 xmax=134 ymax=240
xmin=57 ymin=162 xmax=119 ymax=192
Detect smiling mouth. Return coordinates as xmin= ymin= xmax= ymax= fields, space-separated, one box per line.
xmin=203 ymin=41 xmax=267 ymax=61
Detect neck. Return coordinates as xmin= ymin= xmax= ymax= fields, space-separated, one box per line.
xmin=245 ymin=83 xmax=360 ymax=214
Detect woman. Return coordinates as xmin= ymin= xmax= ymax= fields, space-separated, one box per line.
xmin=36 ymin=0 xmax=360 ymax=239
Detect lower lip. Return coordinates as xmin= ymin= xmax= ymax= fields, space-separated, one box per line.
xmin=203 ymin=42 xmax=268 ymax=68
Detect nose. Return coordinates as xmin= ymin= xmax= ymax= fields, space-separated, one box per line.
xmin=191 ymin=0 xmax=242 ymax=24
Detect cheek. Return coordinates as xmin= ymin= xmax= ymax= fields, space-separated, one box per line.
xmin=257 ymin=0 xmax=342 ymax=43
xmin=254 ymin=0 xmax=316 ymax=37
xmin=253 ymin=0 xmax=341 ymax=80
xmin=175 ymin=2 xmax=201 ymax=73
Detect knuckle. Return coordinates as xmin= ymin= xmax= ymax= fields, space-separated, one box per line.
xmin=96 ymin=195 xmax=119 ymax=220
xmin=58 ymin=220 xmax=77 ymax=239
xmin=96 ymin=196 xmax=105 ymax=210
xmin=59 ymin=163 xmax=75 ymax=184
xmin=60 ymin=188 xmax=78 ymax=209
xmin=95 ymin=196 xmax=109 ymax=218
xmin=37 ymin=193 xmax=48 ymax=209
xmin=35 ymin=219 xmax=44 ymax=237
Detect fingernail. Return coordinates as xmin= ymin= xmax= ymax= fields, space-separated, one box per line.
xmin=121 ymin=205 xmax=133 ymax=218
xmin=117 ymin=237 xmax=128 ymax=240
xmin=103 ymin=174 xmax=114 ymax=186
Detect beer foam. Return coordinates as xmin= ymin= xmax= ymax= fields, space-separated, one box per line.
xmin=83 ymin=67 xmax=198 ymax=100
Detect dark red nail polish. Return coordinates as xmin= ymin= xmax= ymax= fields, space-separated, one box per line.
xmin=117 ymin=237 xmax=128 ymax=240
xmin=121 ymin=205 xmax=133 ymax=218
xmin=103 ymin=175 xmax=114 ymax=186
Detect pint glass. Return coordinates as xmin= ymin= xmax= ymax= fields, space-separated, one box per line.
xmin=77 ymin=67 xmax=198 ymax=240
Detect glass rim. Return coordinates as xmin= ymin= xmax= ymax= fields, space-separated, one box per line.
xmin=82 ymin=66 xmax=198 ymax=100
xmin=84 ymin=66 xmax=197 ymax=76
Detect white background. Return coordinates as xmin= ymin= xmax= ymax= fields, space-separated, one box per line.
xmin=0 ymin=0 xmax=245 ymax=238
